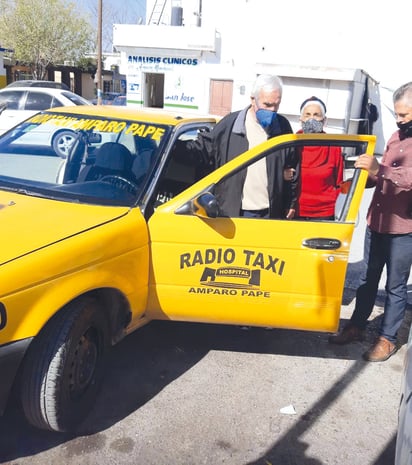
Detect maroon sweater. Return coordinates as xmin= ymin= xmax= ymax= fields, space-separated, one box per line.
xmin=367 ymin=130 xmax=412 ymax=234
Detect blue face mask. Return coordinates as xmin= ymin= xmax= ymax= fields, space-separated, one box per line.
xmin=256 ymin=109 xmax=277 ymax=128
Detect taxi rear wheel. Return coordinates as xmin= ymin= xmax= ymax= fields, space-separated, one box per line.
xmin=20 ymin=297 xmax=109 ymax=432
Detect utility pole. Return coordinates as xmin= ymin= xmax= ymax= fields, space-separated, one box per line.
xmin=96 ymin=0 xmax=103 ymax=105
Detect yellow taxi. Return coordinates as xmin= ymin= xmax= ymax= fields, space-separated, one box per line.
xmin=0 ymin=105 xmax=375 ymax=432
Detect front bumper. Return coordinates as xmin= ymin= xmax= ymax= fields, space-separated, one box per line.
xmin=0 ymin=338 xmax=32 ymax=415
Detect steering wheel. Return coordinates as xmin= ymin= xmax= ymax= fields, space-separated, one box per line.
xmin=100 ymin=175 xmax=139 ymax=195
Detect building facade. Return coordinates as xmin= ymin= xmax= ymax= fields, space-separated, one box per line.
xmin=112 ymin=0 xmax=401 ymax=154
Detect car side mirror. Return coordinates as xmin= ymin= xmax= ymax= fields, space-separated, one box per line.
xmin=192 ymin=192 xmax=219 ymax=218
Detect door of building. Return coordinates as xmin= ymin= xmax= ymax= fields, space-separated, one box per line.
xmin=144 ymin=73 xmax=165 ymax=108
xmin=209 ymin=79 xmax=233 ymax=116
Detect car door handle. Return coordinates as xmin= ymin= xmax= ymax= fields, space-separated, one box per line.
xmin=302 ymin=238 xmax=341 ymax=250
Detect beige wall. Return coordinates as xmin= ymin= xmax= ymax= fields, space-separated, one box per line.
xmin=0 ymin=53 xmax=6 ymax=89
xmin=81 ymin=74 xmax=121 ymax=101
xmin=81 ymin=73 xmax=97 ymax=101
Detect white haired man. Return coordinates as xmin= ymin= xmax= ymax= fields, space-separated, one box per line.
xmin=174 ymin=74 xmax=299 ymax=219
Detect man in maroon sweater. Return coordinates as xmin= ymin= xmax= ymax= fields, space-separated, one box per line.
xmin=329 ymin=81 xmax=412 ymax=362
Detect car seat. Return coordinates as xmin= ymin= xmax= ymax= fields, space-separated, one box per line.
xmin=132 ymin=137 xmax=157 ymax=181
xmin=78 ymin=142 xmax=133 ymax=182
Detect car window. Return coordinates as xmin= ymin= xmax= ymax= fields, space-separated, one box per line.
xmin=210 ymin=139 xmax=367 ymax=222
xmin=117 ymin=131 xmax=138 ymax=154
xmin=154 ymin=127 xmax=210 ymax=206
xmin=61 ymin=92 xmax=91 ymax=106
xmin=0 ymin=90 xmax=23 ymax=110
xmin=0 ymin=110 xmax=172 ymax=207
xmin=24 ymin=91 xmax=54 ymax=111
xmin=50 ymin=97 xmax=64 ymax=108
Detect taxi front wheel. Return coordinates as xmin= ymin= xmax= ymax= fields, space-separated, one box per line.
xmin=19 ymin=297 xmax=109 ymax=432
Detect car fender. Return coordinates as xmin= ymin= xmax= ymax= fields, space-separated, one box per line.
xmin=0 ymin=210 xmax=150 ymax=344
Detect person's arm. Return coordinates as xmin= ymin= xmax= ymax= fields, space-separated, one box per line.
xmin=284 ymin=146 xmax=300 ymax=219
xmin=355 ymin=154 xmax=412 ymax=190
xmin=171 ymin=128 xmax=215 ymax=170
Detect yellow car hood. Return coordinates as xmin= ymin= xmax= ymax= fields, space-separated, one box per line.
xmin=0 ymin=191 xmax=129 ymax=265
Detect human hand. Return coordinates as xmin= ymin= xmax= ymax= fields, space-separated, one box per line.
xmin=284 ymin=167 xmax=296 ymax=181
xmin=354 ymin=154 xmax=380 ymax=176
xmin=339 ymin=179 xmax=352 ymax=194
xmin=285 ymin=208 xmax=295 ymax=219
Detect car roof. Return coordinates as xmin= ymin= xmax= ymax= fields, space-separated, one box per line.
xmin=0 ymin=87 xmax=77 ymax=95
xmin=48 ymin=105 xmax=219 ymax=126
xmin=6 ymin=80 xmax=70 ymax=90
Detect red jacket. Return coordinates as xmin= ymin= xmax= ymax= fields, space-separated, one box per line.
xmin=296 ymin=131 xmax=344 ymax=217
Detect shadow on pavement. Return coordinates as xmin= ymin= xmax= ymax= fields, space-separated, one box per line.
xmin=242 ymin=292 xmax=412 ymax=464
xmin=1 ymin=299 xmax=410 ymax=462
xmin=244 ymin=358 xmax=398 ymax=465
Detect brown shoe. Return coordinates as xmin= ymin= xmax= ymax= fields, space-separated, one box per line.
xmin=328 ymin=324 xmax=364 ymax=345
xmin=363 ymin=336 xmax=397 ymax=362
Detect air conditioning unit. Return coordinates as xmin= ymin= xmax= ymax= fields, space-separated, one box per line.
xmin=63 ymin=60 xmax=75 ymax=67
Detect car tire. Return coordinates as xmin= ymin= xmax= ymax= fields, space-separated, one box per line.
xmin=20 ymin=297 xmax=109 ymax=432
xmin=52 ymin=130 xmax=76 ymax=158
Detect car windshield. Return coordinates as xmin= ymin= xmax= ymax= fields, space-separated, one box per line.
xmin=0 ymin=110 xmax=171 ymax=207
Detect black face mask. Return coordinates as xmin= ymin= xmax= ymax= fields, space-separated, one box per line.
xmin=397 ymin=120 xmax=412 ymax=138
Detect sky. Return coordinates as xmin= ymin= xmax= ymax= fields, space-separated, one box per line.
xmin=74 ymin=0 xmax=147 ymax=50
xmin=76 ymin=0 xmax=146 ymax=20
xmin=72 ymin=0 xmax=411 ymax=91
xmin=218 ymin=0 xmax=411 ymax=93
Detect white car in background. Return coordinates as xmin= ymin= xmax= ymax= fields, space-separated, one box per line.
xmin=0 ymin=86 xmax=91 ymax=156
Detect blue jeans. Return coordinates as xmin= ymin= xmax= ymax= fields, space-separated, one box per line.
xmin=350 ymin=227 xmax=412 ymax=343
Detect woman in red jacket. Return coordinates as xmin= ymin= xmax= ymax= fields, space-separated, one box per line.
xmin=296 ymin=96 xmax=344 ymax=221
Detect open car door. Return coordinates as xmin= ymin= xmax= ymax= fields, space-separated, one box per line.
xmin=147 ymin=134 xmax=376 ymax=333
